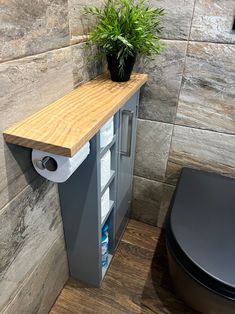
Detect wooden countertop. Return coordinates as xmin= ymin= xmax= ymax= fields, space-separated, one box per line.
xmin=3 ymin=73 xmax=147 ymax=157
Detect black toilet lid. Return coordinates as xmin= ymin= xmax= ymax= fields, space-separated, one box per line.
xmin=170 ymin=168 xmax=235 ymax=291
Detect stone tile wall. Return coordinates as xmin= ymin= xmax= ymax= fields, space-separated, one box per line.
xmin=0 ymin=1 xmax=104 ymax=313
xmin=132 ymin=0 xmax=235 ymax=228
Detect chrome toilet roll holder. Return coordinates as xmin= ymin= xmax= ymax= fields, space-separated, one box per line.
xmin=35 ymin=156 xmax=58 ymax=171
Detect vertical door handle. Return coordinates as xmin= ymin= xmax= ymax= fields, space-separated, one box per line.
xmin=121 ymin=110 xmax=134 ymax=157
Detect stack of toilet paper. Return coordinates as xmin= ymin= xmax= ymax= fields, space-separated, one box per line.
xmin=100 ymin=150 xmax=111 ymax=189
xmin=100 ymin=117 xmax=114 ymax=148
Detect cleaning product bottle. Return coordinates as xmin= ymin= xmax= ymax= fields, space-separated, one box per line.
xmin=101 ymin=224 xmax=109 ymax=267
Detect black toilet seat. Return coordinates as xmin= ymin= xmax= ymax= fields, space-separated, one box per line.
xmin=167 ymin=168 xmax=235 ymax=301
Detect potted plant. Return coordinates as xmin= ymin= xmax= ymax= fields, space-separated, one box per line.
xmin=84 ymin=0 xmax=165 ymax=82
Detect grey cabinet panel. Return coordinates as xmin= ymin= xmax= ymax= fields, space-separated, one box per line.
xmin=59 ymin=135 xmax=102 ymax=287
xmin=58 ymin=90 xmax=140 ymax=287
xmin=116 ymin=92 xmax=139 ymax=246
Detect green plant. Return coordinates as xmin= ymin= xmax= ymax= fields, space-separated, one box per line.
xmin=84 ymin=0 xmax=164 ymax=75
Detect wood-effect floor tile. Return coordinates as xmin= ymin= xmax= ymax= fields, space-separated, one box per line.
xmin=50 ymin=220 xmax=196 ymax=314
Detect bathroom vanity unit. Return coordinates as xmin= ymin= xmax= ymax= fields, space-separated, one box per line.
xmin=3 ymin=73 xmax=148 ymax=287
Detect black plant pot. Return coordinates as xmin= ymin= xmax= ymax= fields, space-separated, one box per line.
xmin=106 ymin=54 xmax=136 ymax=82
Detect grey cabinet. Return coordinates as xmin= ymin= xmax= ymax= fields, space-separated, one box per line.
xmin=115 ymin=92 xmax=139 ymax=248
xmin=59 ymin=91 xmax=140 ymax=287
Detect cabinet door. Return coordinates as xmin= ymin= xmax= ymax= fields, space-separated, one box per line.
xmin=116 ymin=92 xmax=139 ymax=245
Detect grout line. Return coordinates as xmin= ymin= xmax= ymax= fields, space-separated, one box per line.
xmin=137 ymin=117 xmax=235 ymax=137
xmin=138 ymin=117 xmax=235 ymax=136
xmin=0 ymin=173 xmax=41 ymax=214
xmin=0 ymin=44 xmax=71 ymax=65
xmin=187 ymin=39 xmax=235 ymax=46
xmin=133 ymin=173 xmax=176 ymax=188
xmin=163 ymin=0 xmax=197 ymax=182
xmin=160 ymin=37 xmax=188 ymax=42
xmin=137 ymin=117 xmax=173 ymax=127
xmin=160 ymin=37 xmax=235 ymax=46
xmin=173 ymin=121 xmax=235 ymax=137
xmin=67 ymin=0 xmax=72 ymax=46
xmin=173 ymin=0 xmax=197 ymax=125
xmin=0 ymin=166 xmax=36 ymax=213
xmin=0 ymin=38 xmax=232 ymax=67
xmin=0 ymin=39 xmax=89 ymax=66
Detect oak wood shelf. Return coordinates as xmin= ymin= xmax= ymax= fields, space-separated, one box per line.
xmin=3 ymin=72 xmax=147 ymax=157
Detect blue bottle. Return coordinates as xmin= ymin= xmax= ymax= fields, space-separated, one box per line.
xmin=101 ymin=224 xmax=109 ymax=267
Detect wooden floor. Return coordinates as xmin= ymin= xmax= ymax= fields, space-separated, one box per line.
xmin=50 ymin=220 xmax=196 ymax=314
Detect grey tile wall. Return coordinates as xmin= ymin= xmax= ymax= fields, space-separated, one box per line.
xmin=0 ymin=47 xmax=74 ymax=219
xmin=2 ymin=237 xmax=68 ymax=314
xmin=132 ymin=0 xmax=235 ymax=227
xmin=176 ymin=42 xmax=235 ymax=134
xmin=138 ymin=40 xmax=187 ymax=123
xmin=132 ymin=176 xmax=163 ymax=225
xmin=190 ymin=0 xmax=235 ymax=43
xmin=0 ymin=0 xmax=70 ymax=62
xmin=150 ymin=0 xmax=195 ymax=40
xmin=132 ymin=175 xmax=175 ymax=228
xmin=0 ymin=179 xmax=64 ymax=310
xmin=72 ymin=43 xmax=105 ymax=87
xmin=134 ymin=119 xmax=173 ymax=181
xmin=0 ymin=0 xmax=104 ymax=312
xmin=166 ymin=125 xmax=235 ymax=185
xmin=0 ymin=143 xmax=36 ymax=211
xmin=0 ymin=44 xmax=95 ymax=211
xmin=0 ymin=47 xmax=73 ymax=132
xmin=68 ymin=0 xmax=102 ymax=44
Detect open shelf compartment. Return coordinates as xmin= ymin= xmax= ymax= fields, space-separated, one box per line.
xmin=101 ymin=170 xmax=115 ymax=196
xmin=102 ymin=254 xmax=113 ymax=279
xmin=101 ymin=205 xmax=115 ymax=279
xmin=100 ymin=135 xmax=116 ymax=158
xmin=101 ymin=200 xmax=114 ymax=227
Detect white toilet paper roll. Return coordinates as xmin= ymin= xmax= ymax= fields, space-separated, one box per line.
xmin=100 ymin=150 xmax=111 ymax=189
xmin=100 ymin=117 xmax=114 ymax=148
xmin=101 ymin=187 xmax=110 ymax=220
xmin=32 ymin=142 xmax=90 ymax=183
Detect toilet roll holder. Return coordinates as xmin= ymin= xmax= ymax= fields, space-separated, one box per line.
xmin=35 ymin=156 xmax=58 ymax=171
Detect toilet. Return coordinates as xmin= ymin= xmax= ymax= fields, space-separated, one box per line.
xmin=166 ymin=168 xmax=235 ymax=314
